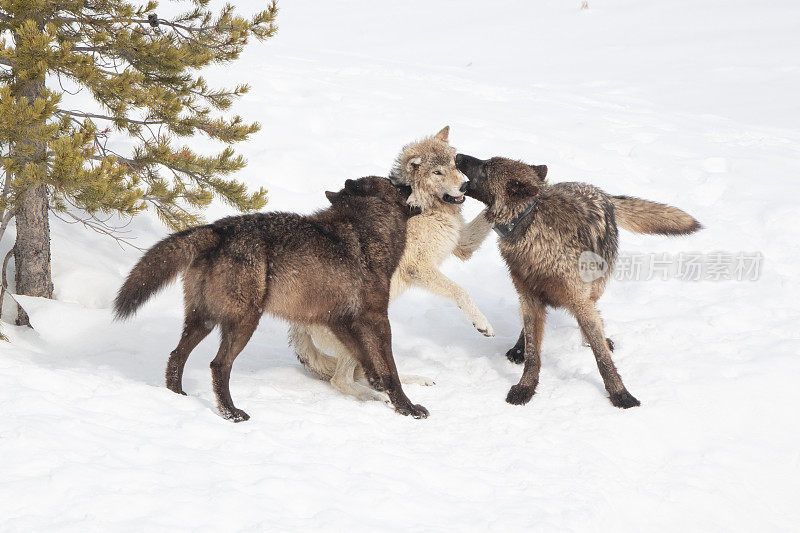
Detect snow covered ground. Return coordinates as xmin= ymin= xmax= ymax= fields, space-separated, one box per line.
xmin=2 ymin=0 xmax=800 ymax=530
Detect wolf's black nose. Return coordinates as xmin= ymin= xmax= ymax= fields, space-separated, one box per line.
xmin=455 ymin=153 xmax=464 ymax=166
xmin=459 ymin=181 xmax=470 ymax=193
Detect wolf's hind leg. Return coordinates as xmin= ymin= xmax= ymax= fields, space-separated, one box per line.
xmin=210 ymin=313 xmax=260 ymax=422
xmin=331 ymin=355 xmax=390 ymax=402
xmin=399 ymin=374 xmax=435 ymax=386
xmin=570 ymin=301 xmax=639 ymax=408
xmin=354 ymin=365 xmax=435 ymax=388
xmin=288 ymin=324 xmax=337 ymax=379
xmin=582 ymin=294 xmax=614 ymax=350
xmin=333 ymin=314 xmax=428 ymax=418
xmin=506 ymin=297 xmax=546 ymax=405
xmin=166 ymin=310 xmax=214 ymax=395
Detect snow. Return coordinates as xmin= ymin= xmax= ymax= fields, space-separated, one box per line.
xmin=2 ymin=0 xmax=800 ymax=530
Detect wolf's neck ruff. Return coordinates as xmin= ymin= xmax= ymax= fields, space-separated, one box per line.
xmin=493 ymin=199 xmax=538 ymax=238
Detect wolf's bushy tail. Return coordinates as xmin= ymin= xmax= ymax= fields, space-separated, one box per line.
xmin=114 ymin=226 xmax=220 ymax=320
xmin=611 ymin=195 xmax=702 ymax=235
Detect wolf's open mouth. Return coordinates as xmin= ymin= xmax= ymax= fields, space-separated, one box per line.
xmin=442 ymin=194 xmax=465 ymax=204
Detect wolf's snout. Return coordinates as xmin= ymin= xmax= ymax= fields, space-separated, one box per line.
xmin=459 ymin=181 xmax=470 ymax=193
xmin=455 ymin=153 xmax=465 ymax=166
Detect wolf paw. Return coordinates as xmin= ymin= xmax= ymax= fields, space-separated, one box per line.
xmin=395 ymin=402 xmax=429 ymax=419
xmin=221 ymin=407 xmax=250 ymax=422
xmin=506 ymin=346 xmax=525 ymax=364
xmin=400 ymin=374 xmax=435 ymax=386
xmin=610 ymin=390 xmax=640 ymax=409
xmin=473 ymin=316 xmax=495 ymax=337
xmin=166 ymin=381 xmax=187 ymax=396
xmin=506 ymin=384 xmax=536 ymax=405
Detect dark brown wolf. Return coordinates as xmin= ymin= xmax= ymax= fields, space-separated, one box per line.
xmin=114 ymin=177 xmax=429 ymax=421
xmin=455 ymin=154 xmax=701 ymax=409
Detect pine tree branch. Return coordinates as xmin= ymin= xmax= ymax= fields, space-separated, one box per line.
xmin=55 ymin=15 xmax=245 ymax=35
xmin=87 ymin=153 xmax=139 ymax=168
xmin=0 ymin=57 xmax=15 ymax=67
xmin=55 ymin=108 xmax=167 ymax=126
xmin=51 ymin=209 xmax=143 ymax=251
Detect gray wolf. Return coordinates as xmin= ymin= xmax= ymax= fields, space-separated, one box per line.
xmin=289 ymin=127 xmax=495 ymax=402
xmin=114 ymin=177 xmax=429 ymax=421
xmin=455 ymin=153 xmax=701 ymax=408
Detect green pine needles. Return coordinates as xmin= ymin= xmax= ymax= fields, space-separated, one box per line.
xmin=0 ymin=0 xmax=277 ymax=231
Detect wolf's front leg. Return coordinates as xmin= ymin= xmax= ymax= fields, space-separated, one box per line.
xmin=453 ymin=208 xmax=493 ymax=261
xmin=506 ymin=296 xmax=546 ymax=406
xmin=413 ymin=268 xmax=494 ymax=337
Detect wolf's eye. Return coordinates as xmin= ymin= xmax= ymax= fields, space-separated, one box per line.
xmin=433 ymin=170 xmax=443 ymax=175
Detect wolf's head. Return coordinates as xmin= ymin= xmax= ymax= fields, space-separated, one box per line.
xmin=455 ymin=154 xmax=548 ymax=223
xmin=325 ymin=176 xmax=414 ymax=217
xmin=389 ymin=126 xmax=468 ymax=210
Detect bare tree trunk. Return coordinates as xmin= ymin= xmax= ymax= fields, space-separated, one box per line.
xmin=14 ymin=183 xmax=53 ymax=325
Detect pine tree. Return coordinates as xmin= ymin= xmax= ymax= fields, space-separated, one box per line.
xmin=0 ymin=0 xmax=276 ymax=326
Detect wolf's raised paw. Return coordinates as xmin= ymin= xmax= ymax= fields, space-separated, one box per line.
xmin=473 ymin=318 xmax=495 ymax=337
xmin=506 ymin=384 xmax=536 ymax=405
xmin=506 ymin=346 xmax=524 ymax=364
xmin=609 ymin=390 xmax=640 ymax=409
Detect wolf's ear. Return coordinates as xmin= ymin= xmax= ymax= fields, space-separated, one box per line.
xmin=506 ymin=179 xmax=539 ymax=199
xmin=344 ymin=179 xmax=358 ymax=192
xmin=531 ymin=164 xmax=548 ymax=179
xmin=325 ymin=191 xmax=340 ymax=203
xmin=433 ymin=126 xmax=450 ymax=142
xmin=406 ymin=156 xmax=422 ymax=173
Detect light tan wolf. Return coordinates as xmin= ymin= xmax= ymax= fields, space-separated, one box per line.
xmin=288 ymin=127 xmax=494 ymax=402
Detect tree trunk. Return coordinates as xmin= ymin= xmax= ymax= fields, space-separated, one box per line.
xmin=11 ymin=38 xmax=52 ymax=325
xmin=14 ymin=183 xmax=53 ymax=325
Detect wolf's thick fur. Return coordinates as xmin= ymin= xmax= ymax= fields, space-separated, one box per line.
xmin=115 ymin=177 xmax=429 ymax=421
xmin=456 ymin=154 xmax=701 ymax=409
xmin=289 ymin=127 xmax=494 ymax=401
